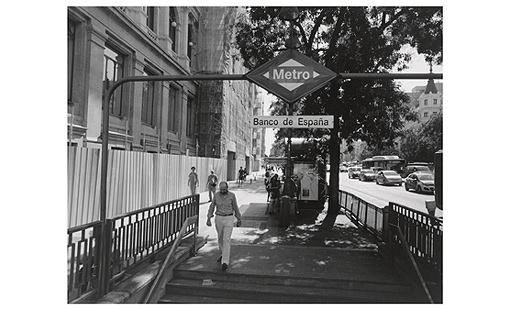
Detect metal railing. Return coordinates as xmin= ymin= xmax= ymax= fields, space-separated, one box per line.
xmin=67 ymin=194 xmax=199 ymax=303
xmin=67 ymin=221 xmax=102 ymax=302
xmin=338 ymin=190 xmax=442 ymax=280
xmin=390 ymin=223 xmax=434 ymax=303
xmin=143 ymin=215 xmax=198 ymax=304
xmin=110 ymin=195 xmax=199 ymax=275
xmin=388 ymin=202 xmax=443 ymax=275
xmin=339 ymin=189 xmax=385 ymax=239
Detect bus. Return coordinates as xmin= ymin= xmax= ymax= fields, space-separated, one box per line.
xmin=361 ymin=155 xmax=406 ymax=175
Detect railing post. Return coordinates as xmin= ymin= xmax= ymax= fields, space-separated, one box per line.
xmin=382 ymin=204 xmax=390 ymax=243
xmin=98 ymin=219 xmax=113 ymax=297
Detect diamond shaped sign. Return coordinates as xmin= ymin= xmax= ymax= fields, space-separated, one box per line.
xmin=246 ymin=49 xmax=337 ymax=103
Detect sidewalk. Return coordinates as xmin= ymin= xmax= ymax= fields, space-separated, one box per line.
xmin=195 ymin=173 xmax=380 ymax=250
xmin=187 ymin=174 xmax=385 ymax=279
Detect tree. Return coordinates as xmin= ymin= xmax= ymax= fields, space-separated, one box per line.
xmin=235 ymin=7 xmax=442 ymax=217
xmin=400 ymin=112 xmax=443 ymax=162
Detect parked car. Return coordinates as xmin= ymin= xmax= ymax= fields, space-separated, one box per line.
xmin=402 ymin=165 xmax=432 ymax=178
xmin=405 ymin=172 xmax=435 ymax=194
xmin=375 ymin=170 xmax=403 ymax=186
xmin=340 ymin=165 xmax=348 ymax=173
xmin=359 ymin=169 xmax=376 ymax=181
xmin=348 ymin=166 xmax=362 ymax=179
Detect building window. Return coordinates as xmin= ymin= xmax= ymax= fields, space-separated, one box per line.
xmin=68 ymin=19 xmax=76 ymax=104
xmin=146 ymin=6 xmax=156 ymax=31
xmin=423 ymin=112 xmax=429 ymax=118
xmin=169 ymin=7 xmax=177 ymax=52
xmin=433 ymin=99 xmax=438 ymax=105
xmin=142 ymin=69 xmax=157 ymax=126
xmin=187 ymin=23 xmax=193 ymax=62
xmin=187 ymin=14 xmax=198 ymax=67
xmin=167 ymin=86 xmax=179 ymax=132
xmin=424 ymin=99 xmax=428 ymax=106
xmin=103 ymin=45 xmax=125 ymax=116
xmin=186 ymin=96 xmax=195 ymax=137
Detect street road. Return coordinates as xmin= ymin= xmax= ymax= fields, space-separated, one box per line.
xmin=333 ymin=172 xmax=443 ymax=218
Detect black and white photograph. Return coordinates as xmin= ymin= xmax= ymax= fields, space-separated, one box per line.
xmin=4 ymin=2 xmax=509 ymax=309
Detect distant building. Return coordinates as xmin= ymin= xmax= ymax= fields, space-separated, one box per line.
xmin=406 ymin=81 xmax=443 ymax=124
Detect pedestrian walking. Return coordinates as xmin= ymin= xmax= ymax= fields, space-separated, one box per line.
xmin=206 ymin=170 xmax=219 ymax=202
xmin=188 ymin=166 xmax=199 ymax=195
xmin=238 ymin=167 xmax=246 ymax=187
xmin=206 ymin=181 xmax=242 ymax=271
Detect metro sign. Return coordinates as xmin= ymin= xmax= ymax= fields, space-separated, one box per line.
xmin=246 ymin=49 xmax=337 ymax=103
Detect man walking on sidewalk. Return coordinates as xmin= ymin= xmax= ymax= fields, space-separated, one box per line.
xmin=205 ymin=170 xmax=219 ymax=202
xmin=206 ymin=181 xmax=242 ymax=271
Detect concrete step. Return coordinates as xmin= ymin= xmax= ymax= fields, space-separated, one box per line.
xmin=173 ymin=268 xmax=412 ymax=294
xmin=161 ymin=277 xmax=416 ymax=303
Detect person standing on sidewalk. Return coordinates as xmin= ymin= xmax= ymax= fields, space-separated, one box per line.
xmin=267 ymin=173 xmax=281 ymax=214
xmin=188 ymin=166 xmax=199 ymax=195
xmin=206 ymin=181 xmax=242 ymax=271
xmin=205 ymin=170 xmax=219 ymax=202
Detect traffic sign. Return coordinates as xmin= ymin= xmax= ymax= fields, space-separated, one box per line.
xmin=246 ymin=49 xmax=337 ymax=103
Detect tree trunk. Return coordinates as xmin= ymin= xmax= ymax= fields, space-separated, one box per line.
xmin=327 ymin=108 xmax=341 ymax=217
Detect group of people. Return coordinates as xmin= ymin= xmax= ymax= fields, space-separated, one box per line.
xmin=237 ymin=167 xmax=248 ymax=186
xmin=187 ymin=167 xmax=219 ymax=202
xmin=264 ymin=171 xmax=300 ymax=215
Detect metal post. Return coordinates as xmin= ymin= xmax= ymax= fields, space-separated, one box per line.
xmin=286 ymin=101 xmax=294 ymax=178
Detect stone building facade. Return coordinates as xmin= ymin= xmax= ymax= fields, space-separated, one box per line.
xmin=67 ymin=6 xmax=265 ymax=174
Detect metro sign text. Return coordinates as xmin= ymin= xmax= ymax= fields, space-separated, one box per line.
xmin=246 ymin=49 xmax=337 ymax=103
xmin=266 ymin=66 xmax=316 ymax=83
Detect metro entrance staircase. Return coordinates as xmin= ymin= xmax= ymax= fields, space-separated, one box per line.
xmin=158 ymin=244 xmax=419 ymax=303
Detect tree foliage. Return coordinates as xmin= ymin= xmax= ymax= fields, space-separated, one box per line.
xmin=400 ymin=113 xmax=443 ymax=162
xmin=235 ymin=6 xmax=442 ymax=215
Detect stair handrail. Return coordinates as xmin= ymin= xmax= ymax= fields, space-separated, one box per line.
xmin=142 ymin=215 xmax=198 ymax=304
xmin=389 ymin=223 xmax=434 ymax=304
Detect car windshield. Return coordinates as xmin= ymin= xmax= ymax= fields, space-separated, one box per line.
xmin=415 ymin=166 xmax=430 ymax=172
xmin=418 ymin=174 xmax=434 ymax=180
xmin=383 ymin=171 xmax=398 ymax=176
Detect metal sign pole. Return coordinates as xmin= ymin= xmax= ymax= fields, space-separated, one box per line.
xmin=97 ymin=73 xmax=245 ymax=296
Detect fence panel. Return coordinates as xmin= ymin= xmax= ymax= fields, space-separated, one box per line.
xmin=68 ymin=147 xmax=227 ymax=228
xmin=338 ymin=189 xmax=384 ymax=239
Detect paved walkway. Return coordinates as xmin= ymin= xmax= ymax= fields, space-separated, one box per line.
xmin=196 ymin=173 xmax=380 ymax=248
xmin=189 ymin=174 xmax=388 ymax=278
